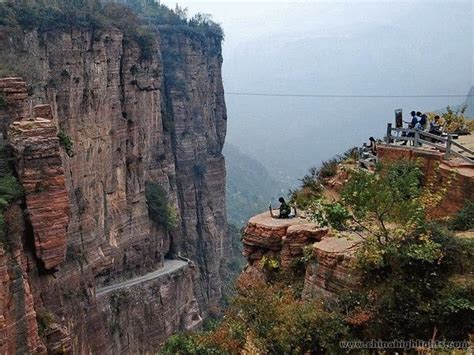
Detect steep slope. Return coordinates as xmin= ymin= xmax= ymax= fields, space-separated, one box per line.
xmin=0 ymin=2 xmax=228 ymax=353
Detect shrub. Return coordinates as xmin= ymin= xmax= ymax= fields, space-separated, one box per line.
xmin=317 ymin=158 xmax=339 ymax=179
xmin=0 ymin=175 xmax=23 ymax=203
xmin=289 ymin=166 xmax=322 ymax=209
xmin=308 ymin=199 xmax=350 ymax=230
xmin=442 ymin=105 xmax=471 ymax=134
xmin=36 ymin=310 xmax=55 ymax=337
xmin=58 ymin=131 xmax=74 ymax=157
xmin=233 ymin=275 xmax=348 ymax=353
xmin=343 ymin=218 xmax=474 ymax=342
xmin=341 ymin=161 xmax=424 ymax=242
xmin=145 ymin=182 xmax=177 ymax=230
xmin=342 ymin=146 xmax=359 ymax=162
xmin=0 ymin=146 xmax=22 ymax=241
xmin=450 ymin=201 xmax=474 ymax=231
xmin=161 ymin=334 xmax=201 ymax=354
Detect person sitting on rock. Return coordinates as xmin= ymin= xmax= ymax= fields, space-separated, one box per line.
xmin=269 ymin=197 xmax=293 ymax=219
xmin=368 ymin=136 xmax=377 ymax=155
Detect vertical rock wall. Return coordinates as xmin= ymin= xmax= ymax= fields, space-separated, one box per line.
xmin=0 ymin=23 xmax=228 ymax=353
xmin=8 ymin=106 xmax=70 ymax=270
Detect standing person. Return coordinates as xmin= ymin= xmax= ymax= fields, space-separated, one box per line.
xmin=402 ymin=111 xmax=418 ymax=145
xmin=419 ymin=114 xmax=428 ymax=130
xmin=403 ymin=111 xmax=418 ymax=128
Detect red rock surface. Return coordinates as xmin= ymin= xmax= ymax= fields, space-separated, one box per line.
xmin=0 ymin=77 xmax=29 ymax=132
xmin=0 ymin=23 xmax=229 ymax=352
xmin=377 ymin=144 xmax=474 ymax=217
xmin=242 ymin=211 xmax=362 ymax=298
xmin=0 ymin=204 xmax=44 ymax=354
xmin=302 ymin=234 xmax=362 ymax=299
xmin=242 ymin=212 xmax=329 ymax=274
xmin=8 ymin=116 xmax=70 ymax=270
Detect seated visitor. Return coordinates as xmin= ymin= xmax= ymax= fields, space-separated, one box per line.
xmin=368 ymin=136 xmax=377 ymax=155
xmin=429 ymin=115 xmax=442 ymax=135
xmin=269 ymin=197 xmax=294 ymax=219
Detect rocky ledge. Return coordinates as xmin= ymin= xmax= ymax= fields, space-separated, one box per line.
xmin=302 ymin=233 xmax=362 ymax=299
xmin=242 ymin=211 xmax=362 ymax=297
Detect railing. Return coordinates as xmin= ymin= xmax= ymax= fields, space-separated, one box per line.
xmin=385 ymin=123 xmax=474 ymax=164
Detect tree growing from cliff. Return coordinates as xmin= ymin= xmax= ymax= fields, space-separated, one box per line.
xmin=145 ymin=182 xmax=177 ymax=231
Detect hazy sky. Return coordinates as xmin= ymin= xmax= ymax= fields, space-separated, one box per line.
xmin=161 ymin=0 xmax=473 ymax=184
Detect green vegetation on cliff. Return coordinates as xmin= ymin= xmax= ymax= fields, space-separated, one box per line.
xmin=145 ymin=182 xmax=177 ymax=231
xmin=0 ymin=0 xmax=223 ymax=74
xmin=0 ymin=144 xmax=23 ymax=241
xmin=163 ymin=160 xmax=473 ymax=353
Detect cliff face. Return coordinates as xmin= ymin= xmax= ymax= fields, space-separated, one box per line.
xmin=241 ymin=212 xmax=361 ymax=298
xmin=0 ymin=23 xmax=228 ymax=353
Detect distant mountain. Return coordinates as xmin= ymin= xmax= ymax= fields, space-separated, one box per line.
xmin=224 ymin=143 xmax=283 ymax=226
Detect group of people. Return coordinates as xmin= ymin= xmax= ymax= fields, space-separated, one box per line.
xmin=401 ymin=111 xmax=444 ymax=145
xmin=405 ymin=111 xmax=443 ymax=134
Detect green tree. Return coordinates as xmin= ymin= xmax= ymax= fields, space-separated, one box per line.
xmin=145 ymin=182 xmax=177 ymax=231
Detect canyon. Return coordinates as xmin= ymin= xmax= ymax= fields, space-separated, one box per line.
xmin=0 ymin=9 xmax=229 ymax=353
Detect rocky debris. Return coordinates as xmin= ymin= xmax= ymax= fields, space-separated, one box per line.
xmin=303 ymin=234 xmax=362 ymax=299
xmin=8 ymin=114 xmax=70 ymax=270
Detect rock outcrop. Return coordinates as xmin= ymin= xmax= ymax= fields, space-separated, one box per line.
xmin=377 ymin=144 xmax=474 ymax=217
xmin=241 ymin=211 xmax=361 ymax=298
xmin=242 ymin=212 xmax=328 ymax=278
xmin=302 ymin=234 xmax=361 ymax=299
xmin=8 ymin=111 xmax=70 ymax=270
xmin=0 ymin=17 xmax=228 ymax=353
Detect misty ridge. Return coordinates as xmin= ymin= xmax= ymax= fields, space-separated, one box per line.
xmin=166 ymin=0 xmax=473 ymax=187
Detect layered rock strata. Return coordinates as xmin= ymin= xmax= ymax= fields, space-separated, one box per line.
xmin=377 ymin=144 xmax=474 ymax=217
xmin=242 ymin=212 xmax=329 ymax=278
xmin=0 ymin=204 xmax=44 ymax=354
xmin=0 ymin=21 xmax=228 ymax=353
xmin=302 ymin=234 xmax=361 ymax=299
xmin=241 ymin=211 xmax=362 ymax=298
xmin=8 ymin=113 xmax=70 ymax=270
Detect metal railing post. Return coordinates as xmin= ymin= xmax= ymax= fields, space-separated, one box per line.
xmin=386 ymin=123 xmax=392 ymax=144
